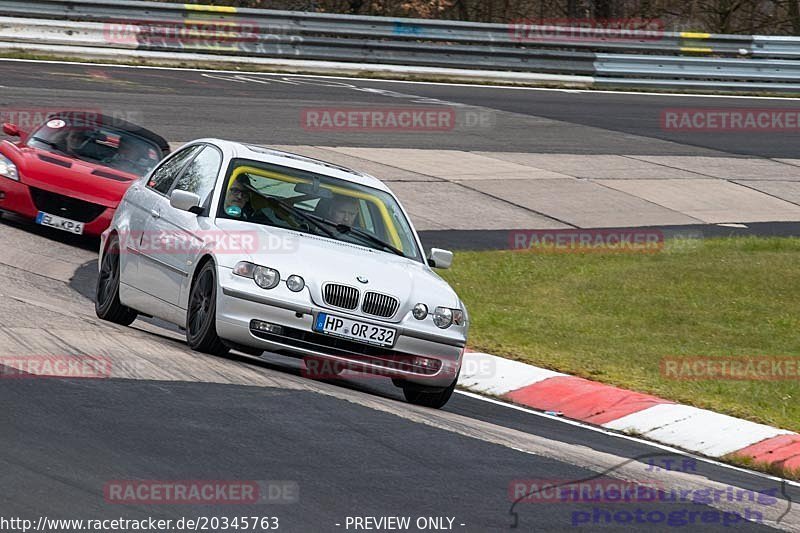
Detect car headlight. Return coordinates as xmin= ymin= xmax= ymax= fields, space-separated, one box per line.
xmin=286 ymin=274 xmax=305 ymax=292
xmin=433 ymin=306 xmax=453 ymax=329
xmin=253 ymin=266 xmax=280 ymax=289
xmin=0 ymin=154 xmax=18 ymax=181
xmin=412 ymin=303 xmax=428 ymax=320
xmin=233 ymin=261 xmax=281 ymax=289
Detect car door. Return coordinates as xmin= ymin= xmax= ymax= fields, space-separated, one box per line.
xmin=128 ymin=144 xmax=203 ymax=295
xmin=139 ymin=144 xmax=223 ymax=316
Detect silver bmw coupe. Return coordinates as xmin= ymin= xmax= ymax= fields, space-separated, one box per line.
xmin=95 ymin=140 xmax=468 ymax=408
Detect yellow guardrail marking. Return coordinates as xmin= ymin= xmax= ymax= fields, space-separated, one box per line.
xmin=680 ymin=47 xmax=713 ymax=53
xmin=184 ymin=4 xmax=237 ymax=13
xmin=680 ymin=32 xmax=711 ymax=39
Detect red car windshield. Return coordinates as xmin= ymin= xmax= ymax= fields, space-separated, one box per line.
xmin=27 ymin=119 xmax=163 ymax=176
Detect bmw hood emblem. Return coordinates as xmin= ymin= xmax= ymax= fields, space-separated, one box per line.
xmin=357 ymin=276 xmax=368 ymax=284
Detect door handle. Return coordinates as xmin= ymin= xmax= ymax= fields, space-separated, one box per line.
xmin=150 ymin=209 xmax=161 ymax=219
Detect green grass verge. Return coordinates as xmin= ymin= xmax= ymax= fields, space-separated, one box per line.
xmin=441 ymin=237 xmax=800 ymax=433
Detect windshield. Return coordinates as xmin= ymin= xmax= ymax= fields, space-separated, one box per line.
xmin=26 ymin=118 xmax=163 ymax=176
xmin=217 ymin=158 xmax=422 ymax=261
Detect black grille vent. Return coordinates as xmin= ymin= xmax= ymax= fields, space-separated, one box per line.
xmin=29 ymin=188 xmax=105 ymax=223
xmin=362 ymin=292 xmax=399 ymax=318
xmin=92 ymin=169 xmax=130 ymax=182
xmin=323 ymin=284 xmax=359 ymax=310
xmin=37 ymin=154 xmax=72 ymax=168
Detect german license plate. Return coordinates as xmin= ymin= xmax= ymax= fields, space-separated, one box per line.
xmin=314 ymin=313 xmax=396 ymax=347
xmin=36 ymin=211 xmax=84 ymax=234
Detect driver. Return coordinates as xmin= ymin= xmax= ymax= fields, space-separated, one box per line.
xmin=224 ymin=176 xmax=258 ymax=219
xmin=224 ymin=176 xmax=283 ymax=224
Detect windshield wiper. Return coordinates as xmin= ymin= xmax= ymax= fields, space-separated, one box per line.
xmin=305 ymin=213 xmax=406 ymax=257
xmin=249 ymin=191 xmax=406 ymax=257
xmin=30 ymin=137 xmax=68 ymax=155
xmin=260 ymin=195 xmax=337 ymax=239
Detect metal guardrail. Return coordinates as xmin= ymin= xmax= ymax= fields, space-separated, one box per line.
xmin=2 ymin=0 xmax=800 ymax=92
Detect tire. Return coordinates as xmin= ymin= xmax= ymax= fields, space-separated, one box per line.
xmin=186 ymin=261 xmax=229 ymax=356
xmin=401 ymin=378 xmax=457 ymax=409
xmin=95 ymin=235 xmax=137 ymax=326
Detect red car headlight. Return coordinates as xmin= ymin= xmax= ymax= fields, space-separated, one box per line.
xmin=0 ymin=154 xmax=19 ymax=181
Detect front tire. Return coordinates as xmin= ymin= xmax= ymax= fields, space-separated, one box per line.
xmin=95 ymin=235 xmax=137 ymax=326
xmin=186 ymin=261 xmax=229 ymax=356
xmin=401 ymin=378 xmax=457 ymax=409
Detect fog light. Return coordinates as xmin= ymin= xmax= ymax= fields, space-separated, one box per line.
xmin=411 ymin=356 xmax=441 ymax=372
xmin=412 ymin=303 xmax=428 ymax=320
xmin=412 ymin=356 xmax=433 ymax=368
xmin=250 ymin=320 xmax=282 ymax=334
xmin=286 ymin=274 xmax=305 ymax=292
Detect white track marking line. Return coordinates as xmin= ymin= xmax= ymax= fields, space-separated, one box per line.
xmin=455 ymin=390 xmax=800 ymax=489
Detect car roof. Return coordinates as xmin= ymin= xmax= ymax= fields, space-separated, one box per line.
xmin=199 ymin=139 xmax=392 ymax=193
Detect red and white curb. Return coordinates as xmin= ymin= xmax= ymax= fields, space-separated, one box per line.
xmin=458 ymin=351 xmax=800 ymax=471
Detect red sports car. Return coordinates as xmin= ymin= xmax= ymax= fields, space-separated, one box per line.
xmin=0 ymin=112 xmax=169 ymax=236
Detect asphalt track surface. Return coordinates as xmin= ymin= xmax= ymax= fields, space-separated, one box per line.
xmin=1 ymin=60 xmax=800 ymax=532
xmin=0 ymin=60 xmax=798 ymax=156
xmin=4 ymin=60 xmax=800 ymax=248
xmin=2 ymin=218 xmax=798 ymax=532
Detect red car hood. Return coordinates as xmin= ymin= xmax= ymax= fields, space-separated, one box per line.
xmin=16 ymin=147 xmax=138 ymax=208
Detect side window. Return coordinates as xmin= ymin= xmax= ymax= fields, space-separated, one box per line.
xmin=172 ymin=146 xmax=222 ymax=203
xmin=147 ymin=145 xmax=202 ymax=195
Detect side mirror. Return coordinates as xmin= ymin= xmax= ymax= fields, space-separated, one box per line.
xmin=427 ymin=248 xmax=453 ymax=269
xmin=2 ymin=123 xmax=20 ymax=137
xmin=170 ymin=189 xmax=202 ymax=214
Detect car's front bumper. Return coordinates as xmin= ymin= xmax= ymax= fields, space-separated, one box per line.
xmin=0 ymin=177 xmax=115 ymax=236
xmin=215 ymin=269 xmax=466 ymax=389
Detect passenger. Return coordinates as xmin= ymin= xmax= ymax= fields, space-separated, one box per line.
xmin=60 ymin=128 xmax=87 ymax=154
xmin=328 ymin=195 xmax=360 ymax=226
xmin=110 ymin=138 xmax=147 ymax=174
